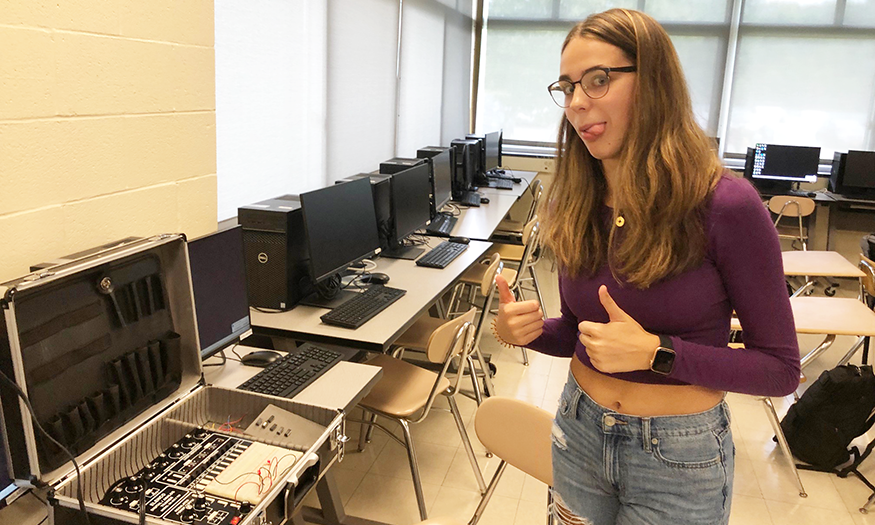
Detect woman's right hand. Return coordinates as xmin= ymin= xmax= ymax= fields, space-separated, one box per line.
xmin=494 ymin=274 xmax=544 ymax=346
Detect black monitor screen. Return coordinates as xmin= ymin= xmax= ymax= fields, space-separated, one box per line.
xmin=391 ymin=163 xmax=432 ymax=241
xmin=843 ymin=150 xmax=875 ymax=190
xmin=431 ymin=149 xmax=453 ymax=211
xmin=484 ymin=130 xmax=502 ymax=171
xmin=188 ymin=226 xmax=251 ymax=359
xmin=300 ymin=177 xmax=381 ymax=283
xmin=752 ymin=143 xmax=820 ymax=182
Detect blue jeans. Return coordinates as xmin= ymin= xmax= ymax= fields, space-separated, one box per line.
xmin=551 ymin=371 xmax=734 ymax=525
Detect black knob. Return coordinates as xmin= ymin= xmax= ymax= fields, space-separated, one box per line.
xmin=239 ymin=501 xmax=252 ymax=514
xmin=193 ymin=493 xmax=207 ymax=511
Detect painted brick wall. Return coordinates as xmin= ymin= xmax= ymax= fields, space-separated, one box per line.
xmin=0 ymin=1 xmax=217 ymax=282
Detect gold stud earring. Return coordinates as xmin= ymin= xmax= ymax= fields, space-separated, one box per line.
xmin=615 ymin=216 xmax=625 ymax=227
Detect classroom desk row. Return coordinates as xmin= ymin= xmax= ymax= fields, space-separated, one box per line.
xmin=251 ymin=170 xmax=537 ymax=353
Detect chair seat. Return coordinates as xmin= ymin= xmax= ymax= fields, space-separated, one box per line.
xmin=484 ymin=243 xmax=525 ymax=262
xmin=359 ymin=353 xmax=450 ymax=418
xmin=393 ymin=315 xmax=447 ymax=351
xmin=458 ymin=263 xmax=517 ymax=288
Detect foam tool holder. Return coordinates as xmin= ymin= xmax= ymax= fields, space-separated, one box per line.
xmin=0 ymin=235 xmax=346 ymax=524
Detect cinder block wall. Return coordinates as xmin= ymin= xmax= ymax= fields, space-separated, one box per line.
xmin=0 ymin=2 xmax=217 ymax=282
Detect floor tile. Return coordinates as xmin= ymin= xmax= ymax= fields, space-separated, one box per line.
xmin=765 ymin=499 xmax=856 ymax=525
xmin=729 ymin=494 xmax=774 ymax=525
xmin=343 ymin=472 xmax=442 ymax=525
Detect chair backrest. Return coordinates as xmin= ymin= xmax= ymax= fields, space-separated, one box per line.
xmin=473 ymin=254 xmax=503 ymax=349
xmin=474 ymin=397 xmax=553 ymax=486
xmin=525 ymin=179 xmax=544 ymax=225
xmin=514 ymin=217 xmax=540 ymax=285
xmin=768 ymin=196 xmax=815 ymax=218
xmin=860 ymin=253 xmax=875 ymax=298
xmin=426 ymin=308 xmax=476 ymax=364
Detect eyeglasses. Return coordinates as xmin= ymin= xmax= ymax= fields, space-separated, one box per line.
xmin=547 ymin=66 xmax=637 ymax=108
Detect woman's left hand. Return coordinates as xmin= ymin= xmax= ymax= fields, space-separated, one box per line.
xmin=578 ymin=285 xmax=661 ymax=374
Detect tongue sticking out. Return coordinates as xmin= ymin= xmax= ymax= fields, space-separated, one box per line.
xmin=582 ymin=123 xmax=606 ymax=140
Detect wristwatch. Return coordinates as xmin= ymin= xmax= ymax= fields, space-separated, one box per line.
xmin=650 ymin=335 xmax=676 ymax=375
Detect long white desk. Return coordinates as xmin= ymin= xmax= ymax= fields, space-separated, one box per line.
xmin=436 ymin=170 xmax=536 ymax=240
xmin=250 ymin=240 xmax=494 ymax=352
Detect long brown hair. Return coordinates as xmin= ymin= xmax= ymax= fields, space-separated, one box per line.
xmin=543 ymin=8 xmax=723 ymax=288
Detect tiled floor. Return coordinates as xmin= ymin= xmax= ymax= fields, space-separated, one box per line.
xmin=301 ymin=265 xmax=875 ymax=525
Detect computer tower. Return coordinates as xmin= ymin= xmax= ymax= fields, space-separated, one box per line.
xmin=466 ymin=134 xmax=488 ymax=183
xmin=417 ymin=146 xmax=453 ymax=216
xmin=379 ymin=157 xmax=425 ymax=175
xmin=338 ymin=173 xmax=393 ymax=252
xmin=417 ymin=146 xmax=450 ymax=160
xmin=451 ymin=138 xmax=479 ymax=198
xmin=829 ymin=152 xmax=846 ymax=193
xmin=238 ymin=195 xmax=309 ymax=309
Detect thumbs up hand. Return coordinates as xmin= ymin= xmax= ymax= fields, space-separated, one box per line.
xmin=493 ymin=274 xmax=544 ymax=346
xmin=578 ymin=285 xmax=660 ymax=374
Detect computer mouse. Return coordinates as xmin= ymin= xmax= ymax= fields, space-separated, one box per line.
xmin=449 ymin=236 xmax=470 ymax=245
xmin=807 ymin=192 xmax=817 ymax=198
xmin=480 ymin=197 xmax=490 ymax=204
xmin=360 ymin=272 xmax=390 ymax=285
xmin=241 ymin=350 xmax=282 ymax=368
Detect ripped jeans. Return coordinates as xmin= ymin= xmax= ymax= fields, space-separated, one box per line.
xmin=551 ymin=371 xmax=734 ymax=525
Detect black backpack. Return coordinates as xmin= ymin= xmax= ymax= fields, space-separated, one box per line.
xmin=780 ymin=364 xmax=875 ymax=488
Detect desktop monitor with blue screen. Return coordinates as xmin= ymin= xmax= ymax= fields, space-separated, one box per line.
xmin=744 ymin=143 xmax=820 ymax=193
xmin=383 ymin=163 xmax=432 ymax=260
xmin=188 ymin=226 xmax=251 ymax=359
xmin=299 ymin=177 xmax=382 ymax=306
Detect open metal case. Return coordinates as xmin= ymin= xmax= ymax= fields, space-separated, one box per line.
xmin=0 ymin=234 xmax=346 ymax=525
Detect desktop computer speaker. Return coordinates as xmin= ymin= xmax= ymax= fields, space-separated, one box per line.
xmin=238 ymin=195 xmax=309 ymax=310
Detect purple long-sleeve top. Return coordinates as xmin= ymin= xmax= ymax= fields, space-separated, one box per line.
xmin=526 ymin=174 xmax=800 ymax=397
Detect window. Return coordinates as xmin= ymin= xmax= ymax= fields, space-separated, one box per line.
xmin=476 ymin=0 xmax=875 ymax=157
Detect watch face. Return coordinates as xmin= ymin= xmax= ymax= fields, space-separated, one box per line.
xmin=652 ymin=348 xmax=675 ymax=375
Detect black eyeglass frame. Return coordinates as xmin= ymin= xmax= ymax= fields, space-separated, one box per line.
xmin=547 ymin=66 xmax=637 ymax=107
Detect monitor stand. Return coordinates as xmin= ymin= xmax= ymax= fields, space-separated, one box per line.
xmin=380 ymin=243 xmax=425 ymax=260
xmin=298 ymin=288 xmax=360 ymax=309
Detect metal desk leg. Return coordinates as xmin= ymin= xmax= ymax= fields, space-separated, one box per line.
xmin=800 ymin=334 xmax=837 ymax=370
xmin=762 ymin=396 xmax=807 ymax=498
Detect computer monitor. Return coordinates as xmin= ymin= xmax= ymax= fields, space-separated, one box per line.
xmin=188 ymin=226 xmax=251 ymax=360
xmin=745 ymin=143 xmax=820 ymax=192
xmin=0 ymin=448 xmax=14 ymax=509
xmin=383 ymin=163 xmax=432 ymax=260
xmin=483 ymin=130 xmax=502 ymax=172
xmin=430 ymin=149 xmax=453 ymax=212
xmin=300 ymin=177 xmax=382 ymax=285
xmin=843 ymin=150 xmax=875 ymax=190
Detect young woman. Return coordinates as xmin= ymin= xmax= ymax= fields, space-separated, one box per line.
xmin=494 ymin=9 xmax=800 ymax=525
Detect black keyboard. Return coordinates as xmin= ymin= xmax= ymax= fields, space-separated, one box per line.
xmin=425 ymin=213 xmax=457 ymax=236
xmin=456 ymin=191 xmax=481 ymax=207
xmin=238 ymin=343 xmax=343 ymax=398
xmin=416 ymin=241 xmax=469 ymax=269
xmin=320 ymin=286 xmax=407 ymax=329
xmin=484 ymin=178 xmax=513 ymax=190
